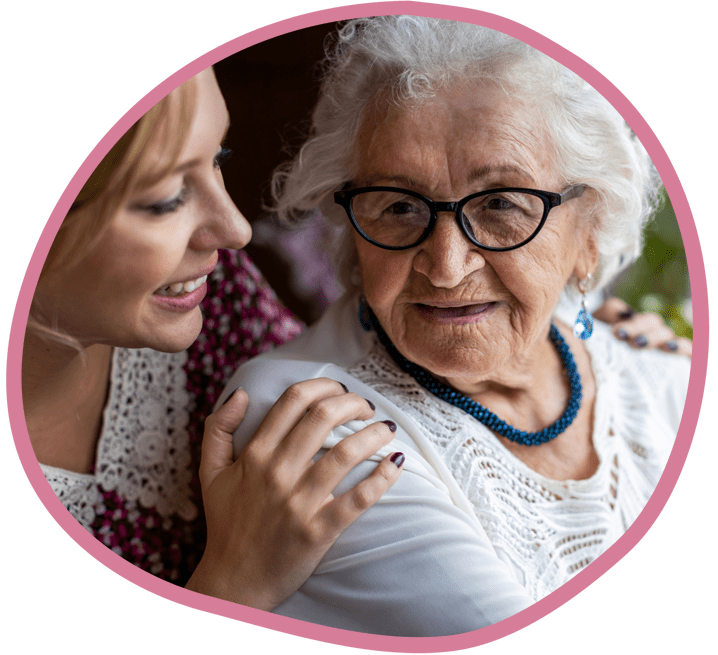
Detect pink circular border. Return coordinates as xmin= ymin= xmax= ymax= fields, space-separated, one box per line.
xmin=7 ymin=2 xmax=707 ymax=652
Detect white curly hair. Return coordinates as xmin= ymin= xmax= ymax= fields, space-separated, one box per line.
xmin=271 ymin=15 xmax=662 ymax=294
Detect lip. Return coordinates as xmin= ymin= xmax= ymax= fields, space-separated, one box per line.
xmin=150 ymin=253 xmax=217 ymax=312
xmin=160 ymin=254 xmax=218 ymax=289
xmin=151 ymin=281 xmax=208 ymax=313
xmin=413 ymin=301 xmax=497 ymax=324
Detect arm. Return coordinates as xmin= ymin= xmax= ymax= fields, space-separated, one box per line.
xmin=186 ymin=378 xmax=403 ymax=611
xmin=227 ymin=358 xmax=534 ymax=637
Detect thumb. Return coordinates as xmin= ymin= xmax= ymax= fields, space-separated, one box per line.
xmin=199 ymin=388 xmax=249 ymax=489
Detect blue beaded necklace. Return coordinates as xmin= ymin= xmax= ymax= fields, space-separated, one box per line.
xmin=363 ymin=305 xmax=583 ymax=446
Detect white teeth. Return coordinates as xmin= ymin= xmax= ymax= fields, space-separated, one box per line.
xmin=156 ymin=275 xmax=208 ymax=297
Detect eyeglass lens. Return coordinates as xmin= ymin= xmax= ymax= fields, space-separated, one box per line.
xmin=351 ymin=190 xmax=546 ymax=248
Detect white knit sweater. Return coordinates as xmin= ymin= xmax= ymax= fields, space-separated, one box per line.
xmin=346 ymin=321 xmax=686 ymax=600
xmin=225 ymin=293 xmax=690 ymax=635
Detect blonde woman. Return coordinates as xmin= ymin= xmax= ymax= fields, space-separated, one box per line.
xmin=23 ymin=68 xmax=404 ymax=609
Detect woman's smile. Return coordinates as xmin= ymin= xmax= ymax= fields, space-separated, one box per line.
xmin=150 ymin=255 xmax=219 ymax=311
xmin=154 ymin=275 xmax=209 ymax=297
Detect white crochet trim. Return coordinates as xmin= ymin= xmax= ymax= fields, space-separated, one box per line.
xmin=42 ymin=465 xmax=101 ymax=531
xmin=42 ymin=348 xmax=197 ymax=526
xmin=347 ymin=323 xmax=681 ymax=600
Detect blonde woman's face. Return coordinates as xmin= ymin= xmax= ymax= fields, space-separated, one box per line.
xmin=37 ymin=69 xmax=251 ymax=352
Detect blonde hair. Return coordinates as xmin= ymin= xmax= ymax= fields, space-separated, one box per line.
xmin=29 ymin=78 xmax=198 ymax=346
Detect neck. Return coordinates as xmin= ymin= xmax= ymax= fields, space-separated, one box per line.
xmin=22 ymin=329 xmax=113 ymax=473
xmin=372 ymin=306 xmax=586 ymax=442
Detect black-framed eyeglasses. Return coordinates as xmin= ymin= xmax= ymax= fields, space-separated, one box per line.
xmin=334 ymin=185 xmax=586 ymax=252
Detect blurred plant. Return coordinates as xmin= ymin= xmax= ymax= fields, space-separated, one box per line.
xmin=611 ymin=189 xmax=692 ymax=339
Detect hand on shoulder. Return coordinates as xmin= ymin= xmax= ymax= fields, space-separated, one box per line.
xmin=595 ymin=297 xmax=691 ymax=357
xmin=186 ymin=377 xmax=403 ymax=610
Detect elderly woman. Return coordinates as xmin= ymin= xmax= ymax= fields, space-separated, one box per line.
xmin=223 ymin=16 xmax=690 ymax=636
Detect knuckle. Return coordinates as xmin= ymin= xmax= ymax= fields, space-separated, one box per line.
xmin=285 ymin=504 xmax=319 ymax=543
xmin=351 ymin=486 xmax=376 ymax=513
xmin=328 ymin=439 xmax=358 ymax=468
xmin=238 ymin=442 xmax=264 ymax=469
xmin=260 ymin=461 xmax=291 ymax=493
xmin=282 ymin=380 xmax=318 ymax=407
xmin=203 ymin=411 xmax=219 ymax=430
xmin=306 ymin=398 xmax=336 ymax=425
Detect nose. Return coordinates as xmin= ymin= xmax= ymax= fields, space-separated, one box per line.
xmin=412 ymin=211 xmax=485 ymax=288
xmin=190 ymin=181 xmax=252 ymax=252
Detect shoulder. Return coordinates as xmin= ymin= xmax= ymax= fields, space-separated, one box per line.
xmin=220 ymin=294 xmax=374 ymax=400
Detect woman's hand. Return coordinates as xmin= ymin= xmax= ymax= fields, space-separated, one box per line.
xmin=595 ymin=297 xmax=692 ymax=357
xmin=186 ymin=378 xmax=403 ymax=611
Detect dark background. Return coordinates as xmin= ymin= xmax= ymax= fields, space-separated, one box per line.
xmin=215 ymin=23 xmax=335 ymax=323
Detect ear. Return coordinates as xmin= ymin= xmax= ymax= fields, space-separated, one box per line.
xmin=573 ymin=224 xmax=600 ymax=285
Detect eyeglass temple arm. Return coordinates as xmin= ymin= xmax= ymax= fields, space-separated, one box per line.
xmin=558 ymin=184 xmax=587 ymax=205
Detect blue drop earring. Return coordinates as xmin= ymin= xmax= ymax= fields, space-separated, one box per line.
xmin=573 ymin=273 xmax=594 ymax=340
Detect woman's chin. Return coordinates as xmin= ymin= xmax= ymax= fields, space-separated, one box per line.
xmin=141 ymin=308 xmax=204 ymax=353
xmin=399 ymin=339 xmax=496 ymax=381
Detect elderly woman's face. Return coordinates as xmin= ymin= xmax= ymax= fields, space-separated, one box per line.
xmin=354 ymin=81 xmax=598 ymax=388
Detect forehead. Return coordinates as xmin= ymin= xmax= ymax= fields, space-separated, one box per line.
xmin=357 ymin=80 xmax=557 ymax=188
xmin=182 ymin=69 xmax=229 ymax=155
xmin=138 ymin=70 xmax=228 ymax=185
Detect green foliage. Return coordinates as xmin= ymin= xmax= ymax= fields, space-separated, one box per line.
xmin=611 ymin=189 xmax=692 ymax=339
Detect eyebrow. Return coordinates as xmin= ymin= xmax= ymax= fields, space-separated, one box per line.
xmin=359 ymin=164 xmax=536 ymax=191
xmin=358 ymin=174 xmax=424 ymax=189
xmin=467 ymin=164 xmax=536 ymax=185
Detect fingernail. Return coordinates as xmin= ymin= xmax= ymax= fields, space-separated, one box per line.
xmin=382 ymin=420 xmax=397 ymax=432
xmin=222 ymin=388 xmax=239 ymax=405
xmin=390 ymin=452 xmax=405 ymax=468
xmin=633 ymin=334 xmax=648 ymax=348
xmin=665 ymin=340 xmax=679 ymax=352
xmin=366 ymin=399 xmax=376 ymax=411
xmin=339 ymin=382 xmax=349 ymax=393
xmin=616 ymin=328 xmax=629 ymax=340
xmin=618 ymin=309 xmax=635 ymax=320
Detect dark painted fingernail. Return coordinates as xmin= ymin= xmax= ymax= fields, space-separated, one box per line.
xmin=222 ymin=388 xmax=239 ymax=405
xmin=618 ymin=309 xmax=635 ymax=320
xmin=366 ymin=399 xmax=376 ymax=410
xmin=616 ymin=328 xmax=629 ymax=340
xmin=633 ymin=334 xmax=648 ymax=348
xmin=390 ymin=452 xmax=405 ymax=468
xmin=665 ymin=340 xmax=679 ymax=352
xmin=339 ymin=382 xmax=349 ymax=393
xmin=382 ymin=420 xmax=397 ymax=432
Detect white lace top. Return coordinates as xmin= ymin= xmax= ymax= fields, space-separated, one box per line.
xmin=41 ymin=347 xmax=197 ymax=531
xmin=226 ymin=293 xmax=689 ymax=635
xmin=346 ymin=324 xmax=683 ymax=600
